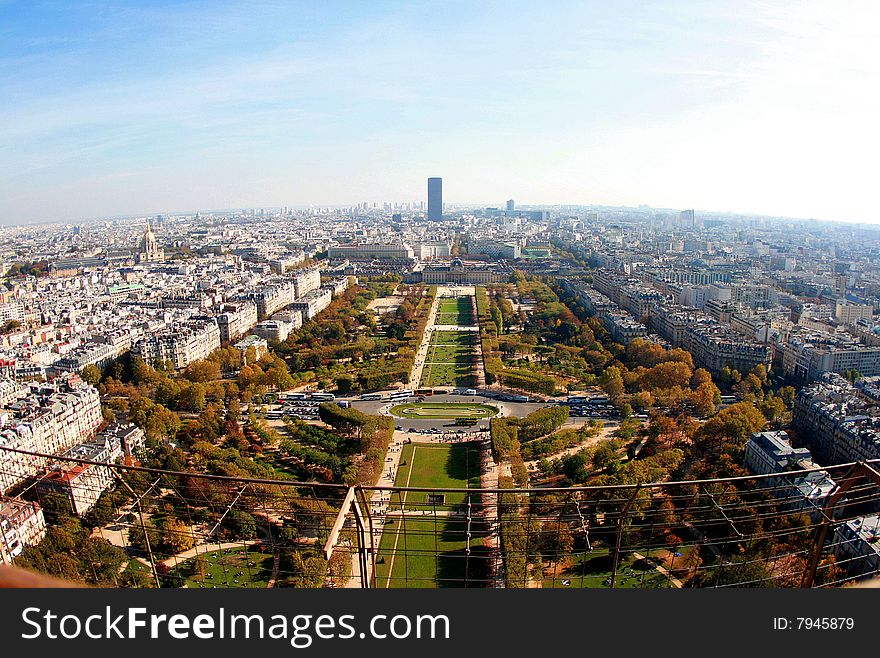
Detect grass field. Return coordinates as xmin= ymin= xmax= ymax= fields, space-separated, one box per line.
xmin=374 ymin=442 xmax=488 ymax=587
xmin=435 ymin=297 xmax=475 ymax=326
xmin=420 ymin=329 xmax=478 ymax=387
xmin=421 ymin=363 xmax=476 ymax=387
xmin=542 ymin=548 xmax=674 ymax=589
xmin=390 ymin=401 xmax=498 ymax=419
xmin=173 ymin=548 xmax=274 ymax=588
xmin=428 ymin=342 xmax=473 ymax=364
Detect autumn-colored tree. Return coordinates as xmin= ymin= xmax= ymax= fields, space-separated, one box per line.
xmin=639 ymin=361 xmax=693 ymax=390
xmin=690 ymin=368 xmax=713 ymax=389
xmin=161 ymin=518 xmax=195 ymax=554
xmin=692 ymin=381 xmax=722 ymax=417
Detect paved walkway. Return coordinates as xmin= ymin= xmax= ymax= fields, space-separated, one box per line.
xmin=345 ymin=429 xmax=409 ymax=587
xmin=408 ymin=293 xmax=441 ymax=388
xmin=346 ymin=286 xmax=489 ymax=587
xmin=158 ymin=540 xmax=264 ymax=569
xmin=631 ymin=551 xmax=684 ymax=588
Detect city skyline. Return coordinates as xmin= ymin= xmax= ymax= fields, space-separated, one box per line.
xmin=2 ymin=1 xmax=879 ymax=226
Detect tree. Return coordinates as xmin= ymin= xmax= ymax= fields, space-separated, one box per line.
xmin=720 ymin=366 xmax=741 ymax=387
xmin=318 ymin=403 xmax=368 ymax=438
xmin=81 ymin=364 xmax=102 ymax=386
xmin=185 ymin=359 xmax=221 ymax=383
xmin=694 ymin=402 xmax=766 ymax=461
xmin=178 ymin=382 xmax=207 ymax=413
xmin=750 ymin=363 xmax=769 ymax=386
xmin=592 ymin=442 xmax=621 ymax=473
xmin=222 ymin=510 xmax=257 ymax=540
xmin=601 ymin=366 xmax=625 ymax=400
xmin=639 ymin=361 xmax=693 ymax=391
xmin=40 ymin=492 xmax=74 ymax=523
xmin=161 ymin=518 xmax=195 ymax=554
xmin=692 ymin=381 xmax=721 ymax=417
xmin=193 ymin=554 xmax=209 ymax=580
xmin=691 ymin=368 xmax=713 ymax=389
xmin=561 ymin=450 xmax=592 ymax=483
xmin=0 ymin=319 xmax=21 ymax=334
xmin=84 ymin=491 xmax=117 ymax=528
xmin=759 ymin=393 xmax=787 ymax=422
xmin=283 ymin=551 xmax=328 ymax=588
xmin=778 ymin=385 xmax=796 ymax=408
xmin=127 ymin=519 xmax=161 ymax=554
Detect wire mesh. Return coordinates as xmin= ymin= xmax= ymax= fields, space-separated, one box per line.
xmin=2 ymin=445 xmax=880 ymax=588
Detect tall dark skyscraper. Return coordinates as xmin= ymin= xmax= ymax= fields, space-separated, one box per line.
xmin=427 ymin=177 xmax=442 ymax=221
xmin=506 ymin=199 xmax=515 ymax=212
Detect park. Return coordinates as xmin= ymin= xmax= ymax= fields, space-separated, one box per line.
xmin=373 ymin=442 xmax=488 ymax=587
xmin=389 ymin=401 xmax=498 ymax=419
xmin=420 ymin=329 xmax=480 ymax=388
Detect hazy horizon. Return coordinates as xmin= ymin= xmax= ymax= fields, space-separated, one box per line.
xmin=2 ymin=1 xmax=878 ymax=225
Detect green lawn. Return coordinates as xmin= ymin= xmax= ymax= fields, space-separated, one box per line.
xmin=421 ymin=362 xmax=477 ymax=387
xmin=421 ymin=329 xmax=478 ymax=387
xmin=172 ymin=548 xmax=274 ymax=589
xmin=429 ymin=330 xmax=475 ymax=345
xmin=428 ymin=342 xmax=474 ymax=364
xmin=541 ymin=548 xmax=674 ymax=589
xmin=390 ymin=402 xmax=497 ymax=419
xmin=436 ymin=297 xmax=475 ymax=325
xmin=374 ymin=442 xmax=488 ymax=587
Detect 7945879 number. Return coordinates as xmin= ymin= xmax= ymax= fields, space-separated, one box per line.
xmin=796 ymin=618 xmax=854 ymax=630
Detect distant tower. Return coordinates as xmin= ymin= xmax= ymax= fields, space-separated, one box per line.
xmin=506 ymin=199 xmax=515 ymax=212
xmin=427 ymin=177 xmax=443 ymax=221
xmin=679 ymin=209 xmax=695 ymax=227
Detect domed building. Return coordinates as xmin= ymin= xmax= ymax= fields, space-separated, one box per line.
xmin=137 ymin=222 xmax=165 ymax=263
xmin=405 ymin=257 xmax=506 ymax=284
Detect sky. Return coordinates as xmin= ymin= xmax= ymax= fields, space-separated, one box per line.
xmin=1 ymin=0 xmax=879 ymax=225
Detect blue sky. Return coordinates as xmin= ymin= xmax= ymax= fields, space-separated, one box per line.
xmin=1 ymin=0 xmax=878 ymax=224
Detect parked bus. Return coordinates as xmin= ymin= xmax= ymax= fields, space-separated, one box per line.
xmin=310 ymin=393 xmax=336 ymax=402
xmin=359 ymin=393 xmax=383 ymax=401
xmin=416 ymin=388 xmax=434 ymax=396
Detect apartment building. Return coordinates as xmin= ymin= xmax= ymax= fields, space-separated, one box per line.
xmin=38 ymin=434 xmax=123 ymax=516
xmin=131 ymin=318 xmax=221 ymax=369
xmin=744 ymin=430 xmax=835 ymax=517
xmin=216 ymin=301 xmax=258 ymax=343
xmin=0 ymin=377 xmax=103 ymax=495
xmin=833 ymin=515 xmax=880 ymax=580
xmin=291 ymin=288 xmax=332 ymax=322
xmin=0 ymin=497 xmax=46 ymax=565
xmin=792 ymin=373 xmax=880 ymax=464
xmin=780 ymin=330 xmax=880 ymax=380
xmin=240 ymin=279 xmax=296 ymax=320
xmin=292 ymin=266 xmax=322 ymax=299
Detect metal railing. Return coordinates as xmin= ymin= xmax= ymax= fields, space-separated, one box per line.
xmin=2 ymin=446 xmax=880 ymax=588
